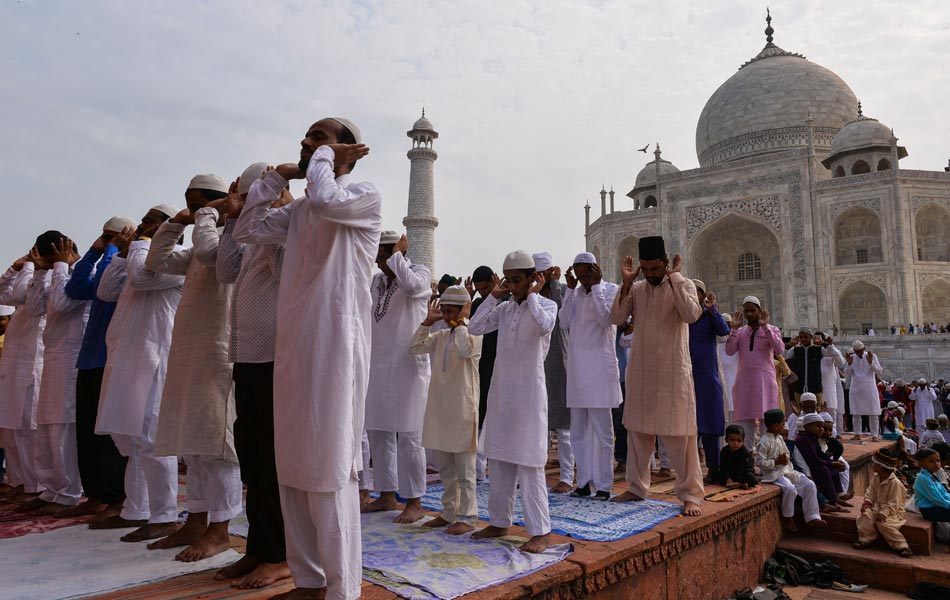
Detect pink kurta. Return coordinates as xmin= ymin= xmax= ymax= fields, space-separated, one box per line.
xmin=725 ymin=324 xmax=785 ymax=421
xmin=609 ymin=272 xmax=702 ymax=436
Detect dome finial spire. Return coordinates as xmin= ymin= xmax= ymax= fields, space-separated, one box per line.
xmin=421 ymin=107 xmax=425 ymax=118
xmin=857 ymin=101 xmax=862 ymax=117
xmin=765 ymin=8 xmax=774 ymax=45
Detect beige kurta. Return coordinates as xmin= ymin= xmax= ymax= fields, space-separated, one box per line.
xmin=410 ymin=324 xmax=482 ymax=453
xmin=609 ymin=272 xmax=702 ymax=436
xmin=145 ymin=212 xmax=235 ymax=460
xmin=857 ymin=471 xmax=908 ymax=549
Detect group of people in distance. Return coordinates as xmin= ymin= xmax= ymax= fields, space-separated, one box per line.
xmin=1 ymin=115 xmax=949 ymax=600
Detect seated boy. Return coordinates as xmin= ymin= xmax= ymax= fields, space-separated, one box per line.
xmin=912 ymin=448 xmax=950 ymax=530
xmin=410 ymin=286 xmax=482 ymax=535
xmin=710 ymin=425 xmax=757 ymax=489
xmin=938 ymin=414 xmax=950 ymax=443
xmin=756 ymin=409 xmax=826 ymax=532
xmin=920 ymin=418 xmax=944 ymax=449
xmin=797 ymin=413 xmax=848 ymax=512
xmin=820 ymin=412 xmax=852 ymax=501
xmin=854 ymin=449 xmax=912 ymax=557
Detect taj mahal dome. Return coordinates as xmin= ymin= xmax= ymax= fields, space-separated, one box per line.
xmin=584 ymin=15 xmax=950 ymax=338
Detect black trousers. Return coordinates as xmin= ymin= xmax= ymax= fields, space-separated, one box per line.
xmin=613 ymin=381 xmax=628 ymax=464
xmin=75 ymin=368 xmax=127 ymax=504
xmin=233 ymin=362 xmax=286 ymax=563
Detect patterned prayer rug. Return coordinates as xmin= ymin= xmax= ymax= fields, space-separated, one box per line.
xmin=362 ymin=511 xmax=573 ymax=600
xmin=0 ymin=500 xmax=93 ymax=539
xmin=420 ymin=481 xmax=682 ymax=542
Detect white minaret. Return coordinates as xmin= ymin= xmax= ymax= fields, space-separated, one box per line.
xmin=403 ymin=109 xmax=439 ymax=275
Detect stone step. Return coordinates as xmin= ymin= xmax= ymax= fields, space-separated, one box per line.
xmin=777 ymin=536 xmax=950 ymax=594
xmin=793 ymin=496 xmax=934 ymax=555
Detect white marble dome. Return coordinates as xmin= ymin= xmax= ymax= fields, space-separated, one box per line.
xmin=412 ymin=115 xmax=435 ymax=131
xmin=695 ymin=44 xmax=858 ymax=166
xmin=829 ymin=115 xmax=892 ymax=156
xmin=635 ymin=159 xmax=680 ymax=188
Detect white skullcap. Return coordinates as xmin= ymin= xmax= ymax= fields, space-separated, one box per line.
xmin=379 ymin=230 xmax=400 ymax=245
xmin=439 ymin=285 xmax=470 ymax=306
xmin=103 ymin=216 xmax=136 ymax=233
xmin=329 ymin=118 xmax=362 ymax=144
xmin=572 ymin=252 xmax=596 ymax=265
xmin=532 ymin=252 xmax=553 ymax=271
xmin=238 ymin=162 xmax=269 ymax=195
xmin=896 ymin=407 xmax=906 ymax=415
xmin=0 ymin=305 xmax=14 ymax=317
xmin=187 ymin=174 xmax=228 ymax=193
xmin=801 ymin=392 xmax=818 ymax=403
xmin=820 ymin=412 xmax=833 ymax=423
xmin=939 ymin=414 xmax=948 ymax=420
xmin=722 ymin=312 xmax=733 ymax=323
xmin=503 ymin=250 xmax=535 ymax=271
xmin=742 ymin=296 xmax=761 ymax=307
xmin=852 ymin=340 xmax=865 ymax=350
xmin=887 ymin=401 xmax=899 ymax=409
xmin=151 ymin=204 xmax=180 ymax=218
xmin=692 ymin=279 xmax=706 ymax=293
xmin=918 ymin=378 xmax=927 ymax=384
xmin=801 ymin=413 xmax=824 ymax=426
xmin=895 ymin=378 xmax=905 ymax=387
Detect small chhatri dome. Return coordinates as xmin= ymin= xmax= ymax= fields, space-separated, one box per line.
xmin=823 ymin=104 xmax=908 ymax=166
xmin=695 ymin=11 xmax=858 ymax=166
xmin=412 ymin=108 xmax=435 ymax=131
xmin=634 ymin=158 xmax=680 ymax=189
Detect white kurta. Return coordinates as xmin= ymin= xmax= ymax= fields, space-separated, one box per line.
xmin=820 ymin=344 xmax=845 ymax=411
xmin=560 ymin=282 xmax=621 ymax=409
xmin=232 ymin=146 xmax=381 ymax=493
xmin=0 ymin=264 xmax=46 ymax=430
xmin=718 ymin=341 xmax=738 ymax=413
xmin=468 ymin=293 xmax=557 ymax=468
xmin=364 ymin=252 xmax=431 ymax=433
xmin=845 ymin=352 xmax=883 ymax=416
xmin=95 ymin=240 xmax=184 ymax=437
xmin=145 ymin=212 xmax=235 ymax=459
xmin=910 ymin=386 xmax=937 ymax=429
xmin=30 ymin=264 xmax=89 ymax=425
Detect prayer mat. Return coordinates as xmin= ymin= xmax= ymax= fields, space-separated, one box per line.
xmin=0 ymin=501 xmax=93 ymax=539
xmin=362 ymin=511 xmax=572 ymax=600
xmin=420 ymin=482 xmax=682 ymax=542
xmin=0 ymin=524 xmax=240 ymax=600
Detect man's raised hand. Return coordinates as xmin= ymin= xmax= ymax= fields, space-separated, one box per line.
xmin=112 ymin=227 xmax=136 ymax=257
xmin=393 ymin=234 xmax=409 ymax=256
xmin=422 ymin=297 xmax=442 ymax=326
xmin=565 ymin=266 xmax=577 ymax=289
xmin=275 ymin=163 xmax=305 ymax=180
xmin=490 ymin=273 xmax=507 ymax=299
xmin=621 ymin=256 xmax=639 ymax=286
xmin=326 ymin=143 xmax=369 ymax=168
xmin=226 ymin=178 xmax=245 ymax=219
xmin=551 ymin=266 xmax=562 ymax=281
xmin=170 ymin=209 xmax=194 ymax=225
xmin=668 ymin=253 xmax=683 ymax=274
xmin=464 ymin=276 xmax=475 ymax=298
xmin=459 ymin=300 xmax=472 ymax=321
xmin=527 ymin=271 xmax=545 ymax=296
xmin=12 ymin=248 xmax=33 ymax=271
xmin=50 ymin=237 xmax=77 ymax=266
xmin=732 ymin=309 xmax=743 ymax=329
xmin=591 ymin=263 xmax=603 ymax=285
xmin=758 ymin=308 xmax=770 ymax=327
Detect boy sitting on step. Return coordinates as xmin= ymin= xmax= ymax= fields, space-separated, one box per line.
xmin=914 ymin=447 xmax=950 ymax=528
xmin=756 ymin=409 xmax=826 ymax=533
xmin=854 ymin=448 xmax=912 ymax=557
xmin=920 ymin=419 xmax=944 ymax=449
xmin=710 ymin=425 xmax=757 ymax=489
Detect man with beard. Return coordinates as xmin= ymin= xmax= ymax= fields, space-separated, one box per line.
xmin=608 ymin=236 xmax=704 ymax=516
xmin=94 ymin=205 xmax=184 ymax=539
xmin=234 ymin=117 xmax=377 ymax=600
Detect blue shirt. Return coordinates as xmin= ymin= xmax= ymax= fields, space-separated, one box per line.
xmin=913 ymin=469 xmax=950 ymax=511
xmin=65 ymin=245 xmax=118 ymax=370
xmin=688 ymin=306 xmax=730 ymax=435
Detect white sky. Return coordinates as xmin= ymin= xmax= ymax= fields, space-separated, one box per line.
xmin=2 ymin=0 xmax=948 ymax=278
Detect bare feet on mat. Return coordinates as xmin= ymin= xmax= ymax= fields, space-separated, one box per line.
xmin=122 ymin=522 xmax=180 ymax=542
xmin=34 ymin=501 xmax=71 ymax=516
xmin=361 ymin=492 xmax=398 ymax=513
xmin=820 ymin=503 xmax=845 ymax=514
xmin=358 ymin=489 xmax=371 ymax=506
xmin=56 ymin=499 xmax=107 ymax=518
xmin=0 ymin=484 xmax=23 ymax=498
xmin=268 ymin=587 xmax=327 ymax=599
xmin=11 ymin=492 xmax=40 ymax=503
xmin=837 ymin=497 xmax=853 ymax=507
xmin=394 ymin=499 xmax=426 ymax=524
xmin=549 ymin=481 xmax=572 ymax=494
xmin=216 ymin=554 xmax=259 ymax=580
xmin=148 ymin=515 xmax=206 ymax=550
xmin=805 ymin=518 xmax=828 ymax=528
xmin=422 ymin=516 xmax=450 ymax=528
xmin=89 ymin=514 xmax=147 ymax=529
xmin=609 ymin=491 xmax=645 ymax=503
xmin=15 ymin=497 xmax=49 ymax=513
xmin=782 ymin=517 xmax=798 ymax=533
xmin=234 ymin=561 xmax=292 ymax=589
xmin=446 ymin=522 xmax=475 ymax=535
xmin=682 ymin=501 xmax=701 ymax=516
xmin=175 ymin=521 xmax=231 ymax=562
xmin=838 ymin=491 xmax=854 ymax=502
xmin=520 ymin=533 xmax=552 ymax=553
xmin=87 ymin=503 xmax=123 ymax=525
xmin=471 ymin=525 xmax=508 ymax=540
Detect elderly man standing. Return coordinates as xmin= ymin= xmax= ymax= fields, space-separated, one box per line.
xmin=234 ymin=117 xmax=378 ymax=600
xmin=561 ymin=252 xmax=620 ymax=500
xmin=687 ymin=280 xmax=730 ymax=469
xmin=846 ymin=340 xmax=883 ymax=440
xmin=609 ymin=236 xmax=704 ymax=516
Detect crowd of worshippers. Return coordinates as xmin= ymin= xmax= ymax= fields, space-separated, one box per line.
xmin=1 ymin=116 xmax=949 ymax=599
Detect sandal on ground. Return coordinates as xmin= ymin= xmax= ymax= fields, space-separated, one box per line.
xmin=831 ymin=581 xmax=868 ymax=593
xmin=852 ymin=541 xmax=871 ymax=550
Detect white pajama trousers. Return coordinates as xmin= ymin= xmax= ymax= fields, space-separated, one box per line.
xmin=476 ymin=427 xmax=488 ymax=483
xmin=279 ymin=478 xmax=361 ymax=599
xmin=435 ymin=450 xmax=477 ymax=524
xmin=627 ymin=432 xmax=704 ymax=505
xmin=852 ymin=414 xmax=880 ymax=438
xmin=367 ymin=429 xmax=426 ymax=499
xmin=112 ymin=422 xmax=179 ymax=523
xmin=773 ymin=475 xmax=820 ymax=522
xmin=182 ymin=455 xmax=242 ymax=522
xmin=35 ymin=423 xmax=81 ymax=506
xmin=548 ymin=428 xmax=574 ymax=485
xmin=487 ymin=459 xmax=551 ymax=537
xmin=13 ymin=427 xmax=43 ymax=493
xmin=358 ymin=431 xmax=371 ymax=490
xmin=839 ymin=457 xmax=850 ymax=495
xmin=570 ymin=408 xmax=614 ymax=491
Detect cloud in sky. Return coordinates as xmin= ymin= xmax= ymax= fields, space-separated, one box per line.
xmin=1 ymin=0 xmax=947 ymax=277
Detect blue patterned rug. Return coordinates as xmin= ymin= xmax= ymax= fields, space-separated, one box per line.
xmin=420 ymin=482 xmax=682 ymax=542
